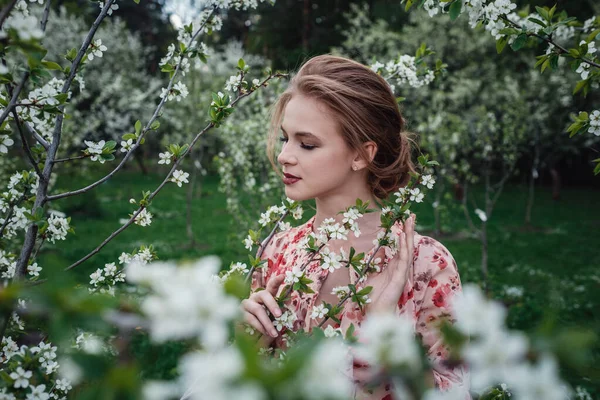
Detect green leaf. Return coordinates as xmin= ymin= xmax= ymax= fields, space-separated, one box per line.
xmin=42 ymin=60 xmax=62 ymax=71
xmin=593 ymin=159 xmax=600 ymax=175
xmin=179 ymin=42 xmax=186 ymax=54
xmin=134 ymin=120 xmax=142 ymax=135
xmin=122 ymin=133 xmax=136 ymax=140
xmin=587 ymin=29 xmax=600 ymax=43
xmin=573 ymin=80 xmax=588 ymax=96
xmin=496 ymin=37 xmax=508 ymax=54
xmin=238 ymin=58 xmax=246 ymax=70
xmin=150 ymin=120 xmax=160 ymax=130
xmin=527 ymin=17 xmax=547 ymax=28
xmin=103 ymin=140 xmax=117 ymax=151
xmin=535 ymin=6 xmax=549 ymax=22
xmin=55 ymin=93 xmax=69 ymax=103
xmin=510 ymin=33 xmax=528 ymax=51
xmin=449 ymin=0 xmax=462 ymax=20
xmin=133 ymin=0 xmax=140 ymax=4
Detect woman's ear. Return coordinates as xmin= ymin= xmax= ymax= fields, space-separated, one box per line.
xmin=353 ymin=141 xmax=378 ymax=170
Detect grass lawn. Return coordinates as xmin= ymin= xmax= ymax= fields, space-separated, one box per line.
xmin=38 ymin=167 xmax=600 ymax=392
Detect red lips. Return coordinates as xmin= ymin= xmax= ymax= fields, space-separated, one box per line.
xmin=283 ymin=172 xmax=301 ymax=185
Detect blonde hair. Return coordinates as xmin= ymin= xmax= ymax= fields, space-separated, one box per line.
xmin=267 ymin=54 xmax=416 ymax=199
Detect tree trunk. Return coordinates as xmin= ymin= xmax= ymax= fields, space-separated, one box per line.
xmin=302 ymin=0 xmax=311 ymax=53
xmin=480 ymin=220 xmax=488 ymax=294
xmin=525 ymin=138 xmax=539 ymax=227
xmin=550 ymin=167 xmax=561 ymax=200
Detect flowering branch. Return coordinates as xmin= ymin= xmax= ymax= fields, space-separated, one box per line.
xmin=244 ymin=210 xmax=289 ymax=284
xmin=0 ymin=193 xmax=27 ymax=238
xmin=500 ymin=15 xmax=600 ymax=70
xmin=0 ymin=0 xmax=52 ymax=126
xmin=65 ymin=71 xmax=286 ymax=271
xmin=46 ymin=7 xmax=218 ymax=202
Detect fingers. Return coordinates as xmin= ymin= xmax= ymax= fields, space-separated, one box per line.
xmin=266 ymin=273 xmax=286 ymax=296
xmin=241 ymin=295 xmax=279 ymax=338
xmin=257 ymin=290 xmax=282 ymax=319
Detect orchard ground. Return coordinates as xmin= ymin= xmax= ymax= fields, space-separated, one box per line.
xmin=39 ymin=165 xmax=600 ymax=390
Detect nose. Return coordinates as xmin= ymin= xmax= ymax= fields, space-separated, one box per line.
xmin=277 ymin=142 xmax=297 ymax=166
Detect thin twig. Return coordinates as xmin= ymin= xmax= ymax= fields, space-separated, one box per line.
xmin=52 ymin=154 xmax=89 ymax=163
xmin=12 ymin=110 xmax=43 ymax=179
xmin=0 ymin=72 xmax=30 ymax=127
xmin=244 ymin=210 xmax=289 ymax=284
xmin=46 ymin=7 xmax=218 ymax=202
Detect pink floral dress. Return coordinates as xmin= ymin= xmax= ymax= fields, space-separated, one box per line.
xmin=251 ymin=216 xmax=469 ymax=399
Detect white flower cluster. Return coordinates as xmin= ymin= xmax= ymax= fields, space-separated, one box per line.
xmin=296 ymin=339 xmax=353 ymax=400
xmin=588 ymin=110 xmax=600 ymax=136
xmin=316 ymin=218 xmax=349 ymax=242
xmin=17 ymin=78 xmax=68 ymax=143
xmin=46 ymin=213 xmax=70 ymax=243
xmin=451 ymin=284 xmax=570 ymax=397
xmin=98 ymin=0 xmax=119 ymax=16
xmin=74 ymin=332 xmax=107 ymax=355
xmin=0 ymin=337 xmax=71 ymax=399
xmin=320 ymin=247 xmax=343 ymax=273
xmin=224 ymin=74 xmax=243 ymax=93
xmin=170 ymin=169 xmax=190 ymax=187
xmin=174 ymin=346 xmax=265 ymax=400
xmin=394 ymin=186 xmax=424 ymax=204
xmin=203 ymin=0 xmax=270 ymax=10
xmin=89 ymin=262 xmax=125 ymax=296
xmin=160 ymin=81 xmax=189 ymax=102
xmin=284 ymin=266 xmax=303 ymax=286
xmin=575 ymin=41 xmax=596 ymax=80
xmin=273 ymin=309 xmax=297 ymax=332
xmin=371 ymin=55 xmax=435 ymax=90
xmin=0 ymin=8 xmax=43 ymax=41
xmin=118 ymin=246 xmax=156 ymax=266
xmin=355 ymin=312 xmax=421 ymax=369
xmin=341 ymin=207 xmax=362 ymax=237
xmin=84 ymin=140 xmax=106 ymax=163
xmin=0 ymin=135 xmax=14 ymax=154
xmin=216 ymin=261 xmax=249 ymax=284
xmin=0 ymin=250 xmax=17 ymax=280
xmin=258 ymin=204 xmax=287 ymax=227
xmin=133 ymin=208 xmax=153 ymax=227
xmin=126 ymin=256 xmax=239 ymax=348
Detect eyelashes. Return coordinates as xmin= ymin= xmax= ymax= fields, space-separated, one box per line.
xmin=279 ymin=136 xmax=316 ymax=150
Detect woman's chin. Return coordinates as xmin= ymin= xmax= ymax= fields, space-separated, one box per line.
xmin=284 ymin=188 xmax=309 ymax=202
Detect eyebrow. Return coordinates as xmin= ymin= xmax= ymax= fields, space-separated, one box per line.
xmin=280 ymin=126 xmax=321 ymax=141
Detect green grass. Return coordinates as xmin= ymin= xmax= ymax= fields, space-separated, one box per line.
xmin=38 ymin=168 xmax=600 ymax=391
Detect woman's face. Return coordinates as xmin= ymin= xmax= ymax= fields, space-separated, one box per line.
xmin=277 ymin=94 xmax=358 ymax=202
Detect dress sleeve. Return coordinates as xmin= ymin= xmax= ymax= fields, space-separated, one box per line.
xmin=412 ymin=236 xmax=469 ymax=392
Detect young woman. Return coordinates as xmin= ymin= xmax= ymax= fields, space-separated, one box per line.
xmin=241 ymin=55 xmax=469 ymax=399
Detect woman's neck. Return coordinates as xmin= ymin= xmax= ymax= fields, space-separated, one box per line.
xmin=313 ymin=190 xmax=380 ymax=232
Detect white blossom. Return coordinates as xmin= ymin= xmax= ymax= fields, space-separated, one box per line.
xmin=46 ymin=214 xmax=70 ymax=243
xmin=475 ymin=208 xmax=488 ymax=222
xmin=409 ymin=187 xmax=424 ymax=203
xmin=421 ymin=174 xmax=436 ymax=189
xmin=27 ymin=262 xmax=41 ymax=277
xmin=134 ymin=208 xmax=153 ymax=227
xmin=284 ymin=267 xmax=303 ymax=286
xmin=126 ymin=257 xmax=239 ymax=347
xmin=158 ymin=151 xmax=172 ymax=165
xmin=9 ymin=367 xmax=32 ymax=388
xmin=120 ymin=139 xmax=134 ymax=153
xmin=87 ymin=39 xmax=107 ymax=61
xmin=170 ymin=170 xmax=190 ymax=187
xmin=310 ymin=304 xmax=328 ymax=320
xmin=0 ymin=135 xmax=14 ymax=153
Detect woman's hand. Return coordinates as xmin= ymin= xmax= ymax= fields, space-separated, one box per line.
xmin=364 ymin=214 xmax=415 ymax=314
xmin=241 ymin=274 xmax=285 ymax=338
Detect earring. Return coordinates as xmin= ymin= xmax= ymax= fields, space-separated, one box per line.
xmin=352 ymin=165 xmax=358 ymax=171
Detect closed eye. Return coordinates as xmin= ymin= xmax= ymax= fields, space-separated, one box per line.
xmin=279 ymin=136 xmax=316 ymax=150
